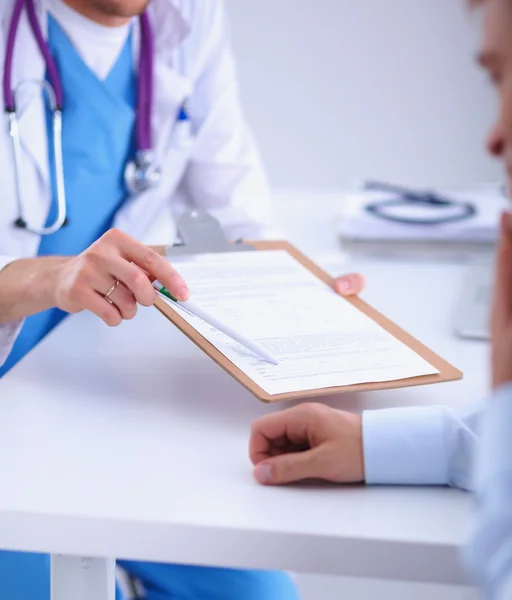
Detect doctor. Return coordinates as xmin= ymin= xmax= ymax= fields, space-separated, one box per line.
xmin=0 ymin=0 xmax=365 ymax=599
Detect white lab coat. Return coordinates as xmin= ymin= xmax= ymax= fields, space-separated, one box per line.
xmin=0 ymin=0 xmax=275 ymax=367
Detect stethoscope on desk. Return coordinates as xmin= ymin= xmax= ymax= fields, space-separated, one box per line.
xmin=362 ymin=180 xmax=478 ymax=225
xmin=3 ymin=0 xmax=170 ymax=235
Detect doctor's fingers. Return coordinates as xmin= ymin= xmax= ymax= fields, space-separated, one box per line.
xmin=105 ymin=257 xmax=159 ymax=307
xmin=100 ymin=229 xmax=189 ymax=301
xmin=109 ymin=284 xmax=138 ymax=320
xmin=84 ymin=282 xmax=137 ymax=324
xmin=95 ymin=276 xmax=138 ymax=321
xmin=83 ymin=290 xmax=123 ymax=327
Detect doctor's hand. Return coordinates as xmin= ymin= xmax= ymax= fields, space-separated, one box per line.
xmin=49 ymin=229 xmax=189 ymax=326
xmin=491 ymin=212 xmax=512 ymax=389
xmin=333 ymin=273 xmax=366 ymax=296
xmin=250 ymin=403 xmax=364 ymax=485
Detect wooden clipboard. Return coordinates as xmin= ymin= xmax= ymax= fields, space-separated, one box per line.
xmin=153 ymin=240 xmax=463 ymax=403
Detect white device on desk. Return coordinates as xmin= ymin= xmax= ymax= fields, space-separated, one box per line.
xmin=454 ymin=261 xmax=494 ymax=340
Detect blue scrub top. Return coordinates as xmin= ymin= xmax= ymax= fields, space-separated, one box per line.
xmin=0 ymin=14 xmax=136 ymax=377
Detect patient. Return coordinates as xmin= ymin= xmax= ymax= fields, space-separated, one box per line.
xmin=250 ymin=0 xmax=512 ymax=596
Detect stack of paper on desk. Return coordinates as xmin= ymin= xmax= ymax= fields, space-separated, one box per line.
xmin=154 ymin=244 xmax=461 ymax=402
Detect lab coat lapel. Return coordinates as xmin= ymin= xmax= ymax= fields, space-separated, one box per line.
xmin=4 ymin=1 xmax=50 ymax=190
xmin=115 ymin=0 xmax=192 ymax=239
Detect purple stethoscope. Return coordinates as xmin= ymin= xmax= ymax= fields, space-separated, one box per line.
xmin=3 ymin=0 xmax=160 ymax=235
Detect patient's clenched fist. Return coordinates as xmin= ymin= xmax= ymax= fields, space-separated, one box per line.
xmin=250 ymin=403 xmax=364 ymax=485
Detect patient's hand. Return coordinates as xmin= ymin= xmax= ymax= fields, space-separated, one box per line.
xmin=250 ymin=404 xmax=364 ymax=485
xmin=333 ymin=273 xmax=365 ymax=296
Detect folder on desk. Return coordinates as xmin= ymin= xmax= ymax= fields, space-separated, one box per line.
xmin=153 ymin=211 xmax=462 ymax=403
xmin=335 ymin=184 xmax=506 ymax=261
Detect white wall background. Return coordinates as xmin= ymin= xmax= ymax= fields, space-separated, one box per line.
xmin=225 ymin=0 xmax=502 ymax=190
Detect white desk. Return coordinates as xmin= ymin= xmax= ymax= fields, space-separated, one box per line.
xmin=0 ymin=192 xmax=488 ymax=598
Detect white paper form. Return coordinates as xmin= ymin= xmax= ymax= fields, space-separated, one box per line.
xmin=164 ymin=251 xmax=438 ymax=396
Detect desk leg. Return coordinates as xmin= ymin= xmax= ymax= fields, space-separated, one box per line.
xmin=51 ymin=555 xmax=116 ymax=600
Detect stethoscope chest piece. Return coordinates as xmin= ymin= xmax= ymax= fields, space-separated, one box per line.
xmin=124 ymin=150 xmax=161 ymax=195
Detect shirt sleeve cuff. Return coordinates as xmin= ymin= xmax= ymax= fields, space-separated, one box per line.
xmin=363 ymin=406 xmax=450 ymax=486
xmin=475 ymin=382 xmax=512 ymax=491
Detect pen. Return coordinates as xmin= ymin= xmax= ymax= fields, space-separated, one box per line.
xmin=152 ymin=280 xmax=279 ymax=365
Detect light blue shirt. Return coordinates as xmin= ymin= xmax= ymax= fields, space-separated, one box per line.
xmin=362 ymin=390 xmax=512 ymax=598
xmin=362 ymin=401 xmax=481 ymax=491
xmin=463 ymin=383 xmax=512 ymax=600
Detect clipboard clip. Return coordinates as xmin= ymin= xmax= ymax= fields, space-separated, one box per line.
xmin=166 ymin=210 xmax=255 ymax=257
